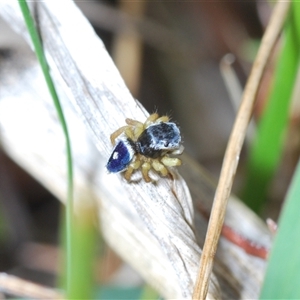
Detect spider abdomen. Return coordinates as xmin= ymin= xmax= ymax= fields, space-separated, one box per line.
xmin=106 ymin=138 xmax=135 ymax=173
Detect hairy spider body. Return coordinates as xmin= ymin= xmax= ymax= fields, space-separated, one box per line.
xmin=106 ymin=113 xmax=183 ymax=182
xmin=136 ymin=122 xmax=181 ymax=158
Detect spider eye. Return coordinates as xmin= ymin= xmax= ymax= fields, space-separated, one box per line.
xmin=106 ymin=139 xmax=134 ymax=173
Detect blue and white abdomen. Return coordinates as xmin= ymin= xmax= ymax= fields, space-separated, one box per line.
xmin=106 ymin=138 xmax=135 ymax=173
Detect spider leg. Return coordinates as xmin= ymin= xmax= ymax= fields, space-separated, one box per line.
xmin=161 ymin=156 xmax=182 ymax=167
xmin=141 ymin=161 xmax=152 ymax=182
xmin=155 ymin=115 xmax=169 ymax=123
xmin=124 ymin=127 xmax=135 ymax=140
xmin=134 ymin=124 xmax=145 ymax=139
xmin=170 ymin=145 xmax=184 ymax=155
xmin=125 ymin=118 xmax=143 ymax=127
xmin=110 ymin=125 xmax=128 ymax=145
xmin=124 ymin=158 xmax=141 ymax=181
xmin=145 ymin=113 xmax=159 ymax=127
xmin=124 ymin=166 xmax=134 ymax=181
xmin=125 ymin=119 xmax=145 ymax=139
xmin=152 ymin=159 xmax=168 ymax=176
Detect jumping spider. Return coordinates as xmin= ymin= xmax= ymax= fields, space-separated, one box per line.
xmin=106 ymin=113 xmax=184 ymax=182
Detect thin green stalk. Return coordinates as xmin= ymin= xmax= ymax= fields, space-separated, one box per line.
xmin=69 ymin=205 xmax=97 ymax=299
xmin=260 ymin=157 xmax=300 ymax=299
xmin=243 ymin=1 xmax=300 ymax=212
xmin=18 ymin=0 xmax=74 ymax=294
xmin=140 ymin=284 xmax=160 ymax=300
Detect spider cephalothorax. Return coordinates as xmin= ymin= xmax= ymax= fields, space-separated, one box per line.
xmin=106 ymin=113 xmax=184 ymax=182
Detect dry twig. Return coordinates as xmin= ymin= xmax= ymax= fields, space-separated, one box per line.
xmin=0 ymin=273 xmax=63 ymax=299
xmin=192 ymin=2 xmax=291 ymax=299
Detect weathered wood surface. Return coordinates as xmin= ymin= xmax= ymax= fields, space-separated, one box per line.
xmin=0 ymin=1 xmax=271 ymax=299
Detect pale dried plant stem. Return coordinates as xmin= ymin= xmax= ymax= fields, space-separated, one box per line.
xmin=192 ymin=2 xmax=291 ymax=299
xmin=0 ymin=273 xmax=64 ymax=299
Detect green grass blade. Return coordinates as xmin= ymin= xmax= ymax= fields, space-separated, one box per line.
xmin=140 ymin=284 xmax=160 ymax=300
xmin=260 ymin=158 xmax=300 ymax=299
xmin=242 ymin=1 xmax=300 ymax=212
xmin=17 ymin=0 xmax=74 ymax=295
xmin=69 ymin=204 xmax=98 ymax=299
